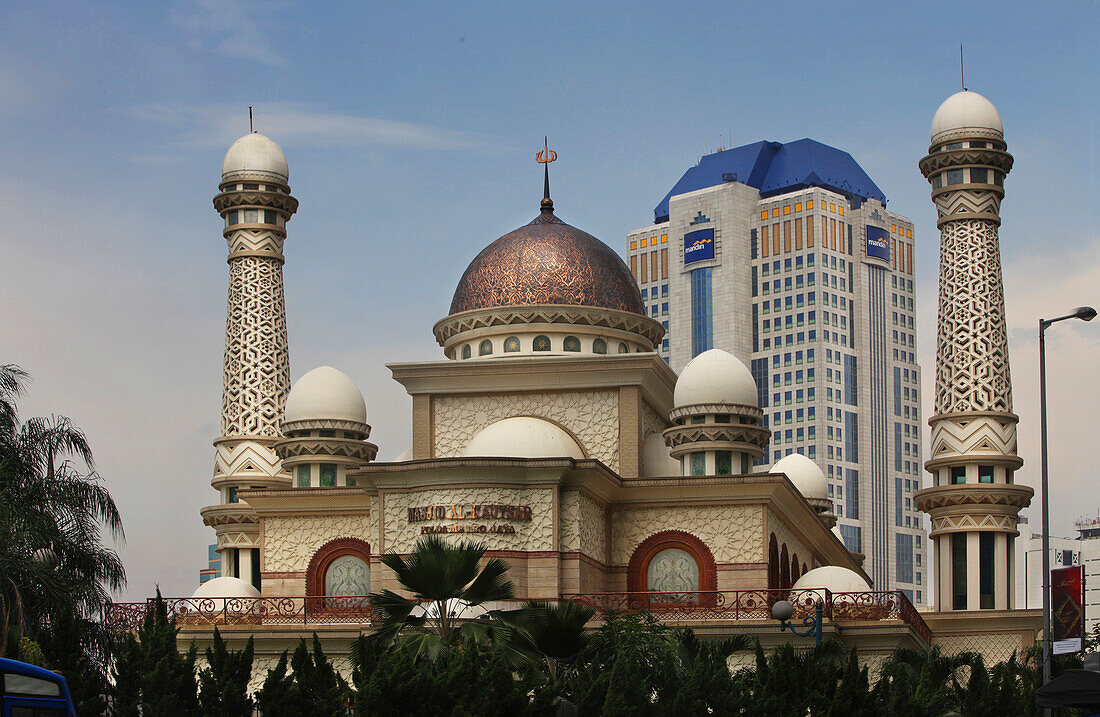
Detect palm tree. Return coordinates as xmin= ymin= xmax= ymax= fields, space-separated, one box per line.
xmin=0 ymin=364 xmax=125 ymax=661
xmin=510 ymin=599 xmax=595 ymax=685
xmin=367 ymin=534 xmax=513 ymax=660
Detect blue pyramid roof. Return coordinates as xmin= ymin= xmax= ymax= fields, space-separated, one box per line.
xmin=654 ymin=139 xmax=886 ymax=223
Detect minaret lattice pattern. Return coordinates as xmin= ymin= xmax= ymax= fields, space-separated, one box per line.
xmin=915 ymin=93 xmax=1033 ymax=613
xmin=201 ymin=143 xmax=299 ymax=585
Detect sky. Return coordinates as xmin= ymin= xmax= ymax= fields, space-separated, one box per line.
xmin=0 ymin=0 xmax=1096 ymax=602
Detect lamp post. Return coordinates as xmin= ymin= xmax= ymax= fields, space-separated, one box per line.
xmin=771 ymin=599 xmax=823 ymax=645
xmin=1039 ymin=306 xmax=1096 ymax=695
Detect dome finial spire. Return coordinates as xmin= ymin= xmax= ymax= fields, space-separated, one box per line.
xmin=536 ymin=137 xmax=557 ymax=212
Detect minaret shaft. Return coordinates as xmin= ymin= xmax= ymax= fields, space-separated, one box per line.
xmin=201 ymin=135 xmax=298 ymax=585
xmin=914 ymin=93 xmax=1032 ymax=612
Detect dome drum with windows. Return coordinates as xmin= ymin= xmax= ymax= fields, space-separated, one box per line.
xmin=435 ymin=153 xmax=663 ymax=359
xmin=274 ymin=366 xmax=378 ymax=489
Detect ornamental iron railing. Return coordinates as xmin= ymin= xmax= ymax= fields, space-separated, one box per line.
xmin=106 ymin=590 xmax=931 ymax=644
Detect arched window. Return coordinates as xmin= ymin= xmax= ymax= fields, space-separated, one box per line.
xmin=479 ymin=339 xmax=493 ymax=356
xmin=618 ymin=342 xmax=629 ymax=354
xmin=627 ymin=531 xmax=717 ymax=605
xmin=593 ymin=338 xmax=607 ymax=354
xmin=791 ymin=553 xmax=801 ymax=583
xmin=533 ymin=335 xmax=551 ymax=351
xmin=780 ymin=544 xmax=791 ymax=591
xmin=305 ymin=538 xmax=372 ymax=611
xmin=324 ymin=555 xmax=369 ymax=607
xmin=647 ymin=548 xmax=699 ymax=593
xmin=563 ymin=336 xmax=581 ymax=352
xmin=768 ymin=534 xmax=780 ymax=590
xmin=504 ymin=336 xmax=521 ymax=353
xmin=461 ymin=344 xmax=471 ymax=359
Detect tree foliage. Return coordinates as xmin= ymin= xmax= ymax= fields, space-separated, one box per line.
xmin=197 ymin=627 xmax=254 ymax=716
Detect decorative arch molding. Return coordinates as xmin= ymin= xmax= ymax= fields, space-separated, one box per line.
xmin=305 ymin=537 xmax=372 ymax=597
xmin=627 ymin=530 xmax=717 ymax=593
xmin=768 ymin=533 xmax=780 ymax=590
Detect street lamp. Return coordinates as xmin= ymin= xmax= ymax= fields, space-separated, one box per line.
xmin=1040 ymin=306 xmax=1096 ymax=695
xmin=770 ymin=599 xmax=823 ymax=645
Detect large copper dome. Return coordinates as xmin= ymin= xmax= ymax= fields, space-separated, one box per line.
xmin=449 ymin=202 xmax=644 ymax=316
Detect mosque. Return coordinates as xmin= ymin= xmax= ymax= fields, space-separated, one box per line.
xmin=113 ymin=89 xmax=1042 ymax=682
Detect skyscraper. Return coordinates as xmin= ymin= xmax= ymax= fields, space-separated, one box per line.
xmin=626 ymin=139 xmax=925 ymax=600
xmin=915 ymin=91 xmax=1033 ymax=611
xmin=200 ymin=132 xmax=298 ymax=588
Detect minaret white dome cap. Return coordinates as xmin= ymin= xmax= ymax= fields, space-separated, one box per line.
xmin=284 ymin=366 xmax=368 ymax=426
xmin=792 ymin=565 xmax=871 ymax=593
xmin=674 ymin=349 xmax=758 ymax=408
xmin=222 ymin=132 xmax=289 ymax=181
xmin=463 ymin=416 xmax=584 ymax=459
xmin=641 ymin=433 xmax=679 ymax=477
xmin=770 ymin=453 xmax=828 ymax=501
xmin=931 ymin=90 xmax=1003 ymax=141
xmin=192 ymin=576 xmax=261 ymax=599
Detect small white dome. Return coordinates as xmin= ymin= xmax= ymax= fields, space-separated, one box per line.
xmin=931 ymin=90 xmax=1003 ymax=141
xmin=222 ymin=132 xmax=289 ymax=180
xmin=463 ymin=417 xmax=584 ymax=459
xmin=641 ymin=433 xmax=679 ymax=477
xmin=831 ymin=525 xmax=845 ymax=543
xmin=192 ymin=576 xmax=261 ymax=599
xmin=410 ymin=598 xmax=487 ymax=620
xmin=284 ymin=366 xmax=368 ymax=426
xmin=394 ymin=447 xmax=413 ymax=461
xmin=674 ymin=349 xmax=758 ymax=408
xmin=792 ymin=565 xmax=870 ymax=593
xmin=770 ymin=453 xmax=828 ymax=501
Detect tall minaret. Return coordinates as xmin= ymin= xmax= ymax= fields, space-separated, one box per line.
xmin=915 ymin=91 xmax=1033 ymax=611
xmin=200 ymin=133 xmax=298 ymax=588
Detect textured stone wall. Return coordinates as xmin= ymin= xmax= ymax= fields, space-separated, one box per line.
xmin=934 ymin=631 xmax=1027 ymax=667
xmin=578 ymin=493 xmax=608 ymax=564
xmin=609 ymin=505 xmax=763 ymax=565
xmin=381 ymin=486 xmax=555 ymax=554
xmin=432 ymin=390 xmax=620 ymax=470
xmin=263 ymin=514 xmax=374 ymax=573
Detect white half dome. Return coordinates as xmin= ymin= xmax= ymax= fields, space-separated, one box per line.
xmin=222 ymin=132 xmax=289 ymax=180
xmin=831 ymin=525 xmax=844 ymax=542
xmin=792 ymin=565 xmax=870 ymax=593
xmin=770 ymin=453 xmax=828 ymax=501
xmin=641 ymin=433 xmax=679 ymax=477
xmin=410 ymin=598 xmax=487 ymax=620
xmin=192 ymin=576 xmax=261 ymax=599
xmin=931 ymin=90 xmax=1003 ymax=141
xmin=394 ymin=447 xmax=413 ymax=461
xmin=674 ymin=349 xmax=758 ymax=408
xmin=463 ymin=417 xmax=584 ymax=459
xmin=284 ymin=366 xmax=367 ymax=425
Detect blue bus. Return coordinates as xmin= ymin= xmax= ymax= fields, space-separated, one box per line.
xmin=0 ymin=658 xmax=76 ymax=717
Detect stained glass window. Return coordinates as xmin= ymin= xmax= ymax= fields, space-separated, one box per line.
xmin=647 ymin=548 xmax=700 ymax=597
xmin=324 ymin=555 xmax=369 ymax=607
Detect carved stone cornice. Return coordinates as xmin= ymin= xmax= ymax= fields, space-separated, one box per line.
xmin=919 ymin=147 xmax=1013 ymax=177
xmin=433 ymin=304 xmax=664 ymax=349
xmin=201 ymin=502 xmax=259 ymax=528
xmin=273 ymin=436 xmax=378 ymax=464
xmin=914 ymin=483 xmax=1033 ymax=515
xmin=662 ymin=422 xmax=770 ymax=459
xmin=281 ymin=418 xmax=372 ymax=436
xmin=668 ymin=403 xmax=763 ymax=423
xmin=214 ymin=189 xmax=299 ymax=216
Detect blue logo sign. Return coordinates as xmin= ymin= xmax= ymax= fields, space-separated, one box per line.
xmin=684 ymin=228 xmax=715 ymax=264
xmin=866 ymin=226 xmax=890 ymax=261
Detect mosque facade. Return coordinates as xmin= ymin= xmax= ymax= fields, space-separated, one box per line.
xmin=113 ymin=90 xmax=1042 ymax=684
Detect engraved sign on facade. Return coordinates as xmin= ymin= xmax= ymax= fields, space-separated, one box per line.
xmin=408 ymin=504 xmax=533 ymax=535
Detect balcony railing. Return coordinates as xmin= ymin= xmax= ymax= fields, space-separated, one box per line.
xmin=561 ymin=589 xmax=932 ymax=644
xmin=106 ymin=590 xmax=931 ymax=644
xmin=106 ymin=596 xmax=374 ymax=631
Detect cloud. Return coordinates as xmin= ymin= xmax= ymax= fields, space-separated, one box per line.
xmin=170 ymin=0 xmax=287 ymax=67
xmin=130 ymin=102 xmax=492 ymax=154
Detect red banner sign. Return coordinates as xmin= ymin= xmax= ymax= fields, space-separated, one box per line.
xmin=1052 ymin=565 xmax=1083 ymax=643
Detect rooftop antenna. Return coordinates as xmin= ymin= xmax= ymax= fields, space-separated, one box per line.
xmin=960 ymin=44 xmax=966 ymax=91
xmin=249 ymin=106 xmax=254 ymax=133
